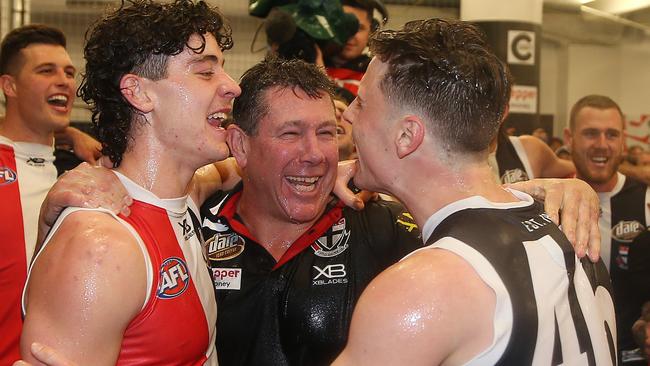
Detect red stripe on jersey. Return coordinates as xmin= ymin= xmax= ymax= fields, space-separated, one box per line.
xmin=218 ymin=191 xmax=346 ymax=270
xmin=326 ymin=67 xmax=364 ymax=96
xmin=0 ymin=144 xmax=26 ymax=365
xmin=116 ymin=200 xmax=210 ymax=366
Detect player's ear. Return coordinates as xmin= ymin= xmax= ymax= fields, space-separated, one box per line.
xmin=563 ymin=127 xmax=573 ymax=147
xmin=227 ymin=124 xmax=251 ymax=168
xmin=1 ymin=74 xmax=17 ymax=97
xmin=395 ymin=115 xmax=425 ymax=159
xmin=119 ymin=74 xmax=153 ymax=114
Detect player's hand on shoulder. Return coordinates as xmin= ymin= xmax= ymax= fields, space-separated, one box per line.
xmin=508 ymin=178 xmax=600 ymax=262
xmin=38 ymin=162 xmax=131 ymax=249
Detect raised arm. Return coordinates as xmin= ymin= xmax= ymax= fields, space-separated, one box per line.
xmin=519 ymin=135 xmax=575 ymax=178
xmin=54 ymin=127 xmax=102 ymax=165
xmin=334 ymin=248 xmax=494 ymax=366
xmin=22 ymin=211 xmax=146 ymax=365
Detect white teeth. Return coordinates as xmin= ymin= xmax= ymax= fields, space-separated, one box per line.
xmin=286 ymin=176 xmax=319 ymax=184
xmin=591 ymin=157 xmax=607 ymax=163
xmin=47 ymin=95 xmax=68 ymax=103
xmin=208 ymin=112 xmax=226 ymax=120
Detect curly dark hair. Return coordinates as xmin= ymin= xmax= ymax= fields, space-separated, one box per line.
xmin=0 ymin=24 xmax=66 ymax=76
xmin=369 ymin=18 xmax=511 ymax=154
xmin=233 ymin=56 xmax=336 ymax=135
xmin=78 ymin=0 xmax=233 ymax=167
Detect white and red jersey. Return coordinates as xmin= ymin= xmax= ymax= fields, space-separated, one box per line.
xmin=24 ymin=172 xmax=217 ymax=365
xmin=0 ymin=135 xmax=56 ymax=365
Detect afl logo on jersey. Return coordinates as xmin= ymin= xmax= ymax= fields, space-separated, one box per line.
xmin=612 ymin=220 xmax=645 ymax=243
xmin=206 ymin=233 xmax=245 ymax=261
xmin=312 ymin=218 xmax=350 ymax=258
xmin=157 ymin=257 xmax=190 ymax=299
xmin=0 ymin=166 xmax=17 ymax=185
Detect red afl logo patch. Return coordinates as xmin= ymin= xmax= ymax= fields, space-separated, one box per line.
xmin=157 ymin=257 xmax=190 ymax=299
xmin=0 ymin=166 xmax=17 ymax=185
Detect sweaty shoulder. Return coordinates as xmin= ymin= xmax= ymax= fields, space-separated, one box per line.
xmin=28 ymin=209 xmax=147 ymax=310
xmin=22 ymin=209 xmax=147 ymax=364
xmin=340 ymin=247 xmax=495 ymax=366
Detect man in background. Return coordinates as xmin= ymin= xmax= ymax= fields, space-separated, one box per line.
xmin=0 ymin=24 xmax=99 ymax=364
xmin=326 ymin=0 xmax=385 ymax=96
xmin=566 ymin=94 xmax=650 ymax=365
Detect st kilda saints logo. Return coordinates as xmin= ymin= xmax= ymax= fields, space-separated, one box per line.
xmin=612 ymin=220 xmax=645 ymax=243
xmin=0 ymin=166 xmax=17 ymax=185
xmin=312 ymin=217 xmax=350 ymax=258
xmin=157 ymin=257 xmax=190 ymax=299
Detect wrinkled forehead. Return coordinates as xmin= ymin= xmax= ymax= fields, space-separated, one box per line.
xmin=263 ymin=86 xmax=335 ymax=124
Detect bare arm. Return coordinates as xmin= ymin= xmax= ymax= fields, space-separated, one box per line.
xmin=37 ymin=163 xmax=131 ymax=249
xmin=334 ymin=248 xmax=494 ymax=366
xmin=22 ymin=211 xmax=146 ymax=365
xmin=509 ymin=178 xmax=600 ymax=262
xmin=190 ymin=158 xmax=240 ymax=206
xmin=54 ymin=127 xmax=102 ymax=165
xmin=13 ymin=343 xmax=74 ymax=366
xmin=519 ymin=135 xmax=575 ymax=179
xmin=619 ymin=162 xmax=650 ymax=186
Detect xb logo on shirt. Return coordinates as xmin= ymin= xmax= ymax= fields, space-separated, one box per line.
xmin=178 ymin=218 xmax=195 ymax=241
xmin=313 ymin=264 xmax=348 ymax=286
xmin=157 ymin=257 xmax=190 ymax=299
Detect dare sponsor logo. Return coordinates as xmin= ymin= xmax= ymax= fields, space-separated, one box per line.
xmin=157 ymin=257 xmax=190 ymax=299
xmin=612 ymin=220 xmax=644 ymax=243
xmin=206 ymin=232 xmax=245 ymax=261
xmin=212 ymin=267 xmax=242 ymax=290
xmin=312 ymin=218 xmax=350 ymax=258
xmin=0 ymin=166 xmax=17 ymax=185
xmin=501 ymin=168 xmax=529 ymax=184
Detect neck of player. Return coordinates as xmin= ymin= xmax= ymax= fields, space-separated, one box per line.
xmin=390 ymin=157 xmax=519 ymax=230
xmin=0 ymin=113 xmax=56 ymax=146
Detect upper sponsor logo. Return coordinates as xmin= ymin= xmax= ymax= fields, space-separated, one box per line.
xmin=0 ymin=166 xmax=17 ymax=185
xmin=501 ymin=168 xmax=529 ymax=184
xmin=26 ymin=157 xmax=45 ymax=167
xmin=612 ymin=220 xmax=644 ymax=243
xmin=157 ymin=257 xmax=190 ymax=299
xmin=312 ymin=218 xmax=350 ymax=258
xmin=207 ymin=232 xmax=245 ymax=261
